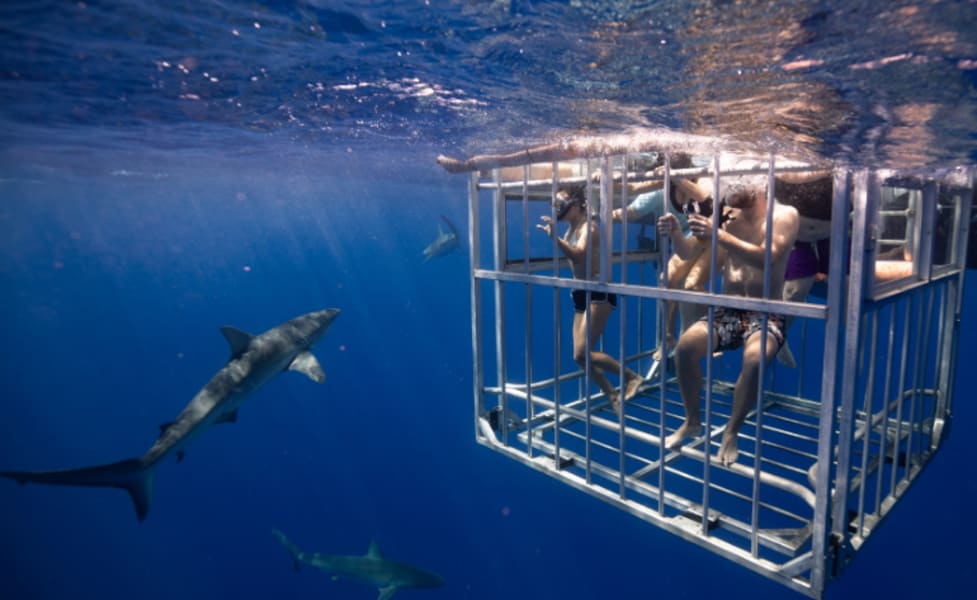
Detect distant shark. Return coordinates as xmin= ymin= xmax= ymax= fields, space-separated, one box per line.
xmin=0 ymin=308 xmax=340 ymax=521
xmin=422 ymin=214 xmax=461 ymax=262
xmin=272 ymin=528 xmax=444 ymax=600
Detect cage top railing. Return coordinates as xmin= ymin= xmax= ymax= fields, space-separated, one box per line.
xmin=436 ymin=129 xmax=831 ymax=174
xmin=436 ymin=131 xmax=975 ymax=196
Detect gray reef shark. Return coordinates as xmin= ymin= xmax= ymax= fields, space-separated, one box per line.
xmin=273 ymin=528 xmax=444 ymax=600
xmin=422 ymin=214 xmax=461 ymax=262
xmin=0 ymin=308 xmax=340 ymax=521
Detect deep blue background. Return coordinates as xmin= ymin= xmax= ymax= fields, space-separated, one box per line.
xmin=0 ymin=169 xmax=974 ymax=600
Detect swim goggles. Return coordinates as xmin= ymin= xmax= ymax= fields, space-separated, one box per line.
xmin=553 ymin=195 xmax=580 ymax=219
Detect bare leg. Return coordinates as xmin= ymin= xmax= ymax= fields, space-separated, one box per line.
xmin=573 ymin=303 xmax=642 ymax=418
xmin=678 ymin=249 xmax=710 ymax=335
xmin=777 ymin=275 xmax=815 ymax=368
xmin=437 ymin=143 xmax=574 ymax=173
xmin=665 ymin=321 xmax=711 ymax=448
xmin=717 ymin=329 xmax=782 ymax=466
xmin=654 ymin=253 xmax=697 ymax=361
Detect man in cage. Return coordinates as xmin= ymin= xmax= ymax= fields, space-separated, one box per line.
xmin=612 ymin=154 xmax=716 ymax=362
xmin=537 ymin=184 xmax=644 ymax=419
xmin=657 ymin=184 xmax=800 ymax=466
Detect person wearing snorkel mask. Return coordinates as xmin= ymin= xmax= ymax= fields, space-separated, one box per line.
xmin=537 ymin=185 xmax=643 ymax=418
xmin=612 ymin=159 xmax=719 ymax=362
xmin=658 ymin=184 xmax=799 ymax=466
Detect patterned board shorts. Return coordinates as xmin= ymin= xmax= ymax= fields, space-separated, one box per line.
xmin=700 ymin=307 xmax=786 ymax=353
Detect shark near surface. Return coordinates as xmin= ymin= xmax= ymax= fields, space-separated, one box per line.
xmin=273 ymin=528 xmax=444 ymax=600
xmin=422 ymin=214 xmax=461 ymax=263
xmin=0 ymin=307 xmax=340 ymax=521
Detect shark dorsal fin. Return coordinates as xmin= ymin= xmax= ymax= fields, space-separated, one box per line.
xmin=220 ymin=326 xmax=253 ymax=359
xmin=440 ymin=214 xmax=459 ymax=240
xmin=366 ymin=540 xmax=383 ymax=560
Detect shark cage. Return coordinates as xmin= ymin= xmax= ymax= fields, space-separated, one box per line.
xmin=436 ymin=132 xmax=975 ymax=599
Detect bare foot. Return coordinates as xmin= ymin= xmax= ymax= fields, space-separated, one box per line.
xmin=664 ymin=422 xmax=702 ymax=449
xmin=652 ymin=337 xmax=675 ymax=362
xmin=717 ymin=435 xmax=739 ymax=466
xmin=436 ymin=155 xmax=472 ymax=173
xmin=623 ymin=374 xmax=644 ymax=403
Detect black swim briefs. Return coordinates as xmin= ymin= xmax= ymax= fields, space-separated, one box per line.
xmin=571 ymin=289 xmax=618 ymax=312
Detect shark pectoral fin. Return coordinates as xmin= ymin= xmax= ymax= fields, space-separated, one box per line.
xmin=220 ymin=326 xmax=253 ymax=359
xmin=272 ymin=528 xmax=305 ymax=572
xmin=288 ymin=351 xmax=325 ymax=383
xmin=176 ymin=451 xmax=185 ymax=463
xmin=377 ymin=585 xmax=399 ymax=600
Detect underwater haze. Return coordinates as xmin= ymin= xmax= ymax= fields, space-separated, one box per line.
xmin=1 ymin=2 xmax=976 ymax=599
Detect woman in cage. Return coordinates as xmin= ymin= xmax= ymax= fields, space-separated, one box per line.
xmin=537 ymin=184 xmax=644 ymax=419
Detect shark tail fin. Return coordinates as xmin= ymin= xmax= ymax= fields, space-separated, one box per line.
xmin=0 ymin=457 xmax=154 ymax=521
xmin=271 ymin=528 xmax=304 ymax=572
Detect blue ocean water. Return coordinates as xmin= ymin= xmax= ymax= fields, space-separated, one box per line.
xmin=1 ymin=2 xmax=976 ymax=599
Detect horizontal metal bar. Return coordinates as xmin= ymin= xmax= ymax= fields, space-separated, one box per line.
xmin=477 ymin=164 xmax=830 ymax=191
xmin=474 ymin=269 xmax=828 ymax=319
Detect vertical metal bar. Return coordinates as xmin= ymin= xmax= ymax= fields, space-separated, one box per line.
xmin=902 ymin=190 xmax=917 ymax=274
xmin=657 ymin=152 xmax=673 ymax=516
xmin=889 ymin=296 xmax=912 ymax=494
xmin=830 ymin=170 xmax=872 ymax=541
xmin=551 ymin=163 xmax=563 ymax=464
xmin=917 ymin=182 xmax=937 ymax=281
xmin=919 ymin=285 xmax=938 ymax=452
xmin=936 ymin=175 xmax=972 ymax=443
xmin=931 ymin=280 xmax=948 ymax=452
xmin=906 ymin=287 xmax=932 ymax=467
xmin=809 ymin=168 xmax=850 ymax=598
xmin=857 ymin=310 xmax=880 ymax=535
xmin=700 ymin=153 xmax=721 ymax=538
xmin=599 ymin=156 xmax=612 ymax=286
xmin=874 ymin=304 xmax=896 ymax=515
xmin=604 ymin=156 xmax=628 ymax=497
xmin=523 ymin=166 xmax=534 ymax=457
xmin=469 ymin=173 xmax=484 ymax=441
xmin=522 ymin=166 xmax=531 ymax=271
xmin=620 ymin=153 xmax=631 ymax=283
xmin=797 ymin=318 xmax=807 ymax=398
xmin=749 ymin=155 xmax=776 ymax=557
xmin=492 ymin=169 xmax=508 ymax=445
xmin=584 ymin=159 xmax=594 ymax=484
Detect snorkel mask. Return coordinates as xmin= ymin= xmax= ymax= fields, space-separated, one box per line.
xmin=554 ymin=198 xmax=573 ymax=219
xmin=683 ymin=197 xmax=736 ymax=227
xmin=682 ymin=197 xmax=713 ymax=218
xmin=553 ymin=194 xmax=580 ymax=219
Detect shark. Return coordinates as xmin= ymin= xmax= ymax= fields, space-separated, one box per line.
xmin=422 ymin=214 xmax=461 ymax=263
xmin=272 ymin=528 xmax=444 ymax=600
xmin=0 ymin=307 xmax=340 ymax=522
